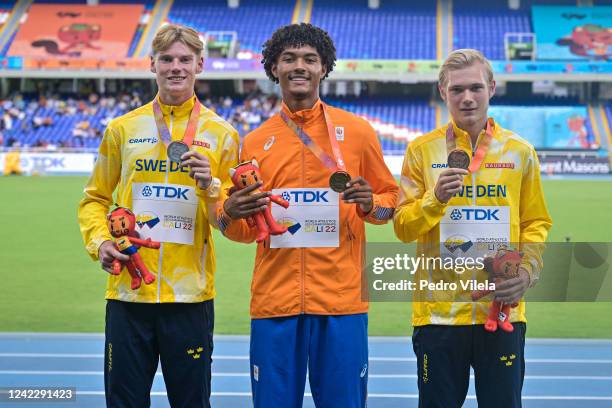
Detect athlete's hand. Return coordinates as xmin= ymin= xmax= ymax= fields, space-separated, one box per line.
xmin=223 ymin=181 xmax=270 ymax=220
xmin=342 ymin=176 xmax=374 ymax=214
xmin=181 ymin=151 xmax=212 ymax=190
xmin=434 ymin=168 xmax=469 ymax=203
xmin=494 ymin=268 xmax=530 ymax=304
xmin=98 ymin=240 xmax=129 ymax=274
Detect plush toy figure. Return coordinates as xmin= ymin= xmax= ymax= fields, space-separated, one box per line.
xmin=471 ymin=247 xmax=523 ymax=333
xmin=229 ymin=159 xmax=290 ymax=243
xmin=107 ymin=207 xmax=160 ymax=290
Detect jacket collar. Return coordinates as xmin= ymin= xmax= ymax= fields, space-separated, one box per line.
xmin=155 ymin=94 xmax=197 ymax=117
xmin=280 ymin=99 xmax=324 ymax=124
xmin=449 ymin=117 xmax=502 ymax=143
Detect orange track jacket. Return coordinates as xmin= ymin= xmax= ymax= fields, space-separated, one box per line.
xmin=219 ymin=100 xmax=399 ymax=318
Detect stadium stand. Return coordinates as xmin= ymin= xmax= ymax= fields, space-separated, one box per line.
xmin=326 ymin=96 xmax=435 ymax=153
xmin=1 ymin=91 xmax=601 ymax=154
xmin=0 ymin=0 xmax=607 ymax=60
xmin=310 ymin=0 xmax=436 ymax=59
xmin=27 ymin=0 xmax=155 ymax=4
xmin=0 ymin=1 xmax=608 ymax=161
xmin=168 ymin=0 xmax=292 ymax=57
xmin=453 ymin=0 xmax=532 ymax=60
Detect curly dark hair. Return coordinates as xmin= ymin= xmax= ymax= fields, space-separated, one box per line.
xmin=262 ymin=23 xmax=336 ymax=83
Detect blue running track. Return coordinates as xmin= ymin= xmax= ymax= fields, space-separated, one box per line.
xmin=1 ymin=333 xmax=611 ymax=407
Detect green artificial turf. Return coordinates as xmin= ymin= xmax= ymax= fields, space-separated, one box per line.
xmin=0 ymin=176 xmax=610 ymax=337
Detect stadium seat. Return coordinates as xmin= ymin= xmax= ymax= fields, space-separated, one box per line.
xmin=168 ymin=0 xmax=292 ymax=55
xmin=310 ymin=0 xmax=436 ymax=59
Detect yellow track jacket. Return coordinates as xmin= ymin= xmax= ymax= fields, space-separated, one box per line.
xmin=394 ymin=119 xmax=552 ymax=326
xmin=78 ymin=95 xmax=239 ymax=303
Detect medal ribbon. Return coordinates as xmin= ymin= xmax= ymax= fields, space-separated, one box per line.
xmin=152 ymin=95 xmax=201 ymax=148
xmin=279 ymin=101 xmax=347 ymax=172
xmin=445 ymin=118 xmax=494 ymax=173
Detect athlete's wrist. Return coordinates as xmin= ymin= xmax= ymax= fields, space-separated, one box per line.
xmin=204 ymin=177 xmax=221 ymax=197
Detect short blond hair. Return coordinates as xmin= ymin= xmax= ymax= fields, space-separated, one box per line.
xmin=439 ymin=49 xmax=494 ymax=88
xmin=151 ymin=24 xmax=204 ymax=57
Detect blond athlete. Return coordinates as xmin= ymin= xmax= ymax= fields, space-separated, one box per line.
xmin=78 ymin=25 xmax=239 ymax=407
xmin=394 ymin=49 xmax=552 ymax=407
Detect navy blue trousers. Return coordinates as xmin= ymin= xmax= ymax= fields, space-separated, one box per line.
xmin=104 ymin=299 xmax=214 ymax=408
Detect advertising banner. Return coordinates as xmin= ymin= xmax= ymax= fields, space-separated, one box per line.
xmin=532 ymin=6 xmax=612 ymax=61
xmin=538 ymin=155 xmax=610 ymax=175
xmin=0 ymin=152 xmax=96 ymax=175
xmin=8 ymin=4 xmax=144 ymax=59
xmin=489 ymin=106 xmax=595 ymax=149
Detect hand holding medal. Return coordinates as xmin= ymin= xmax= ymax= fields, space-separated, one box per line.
xmin=341 ymin=176 xmax=374 ymax=214
xmin=434 ymin=150 xmax=469 ymax=203
xmin=180 ymin=150 xmax=212 ymax=190
xmin=329 ymin=171 xmax=351 ymax=193
xmin=435 ymin=120 xmax=495 ymax=203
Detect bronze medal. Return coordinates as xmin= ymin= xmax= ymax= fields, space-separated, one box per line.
xmin=329 ymin=171 xmax=351 ymax=193
xmin=447 ymin=149 xmax=470 ymax=170
xmin=167 ymin=141 xmax=189 ymax=163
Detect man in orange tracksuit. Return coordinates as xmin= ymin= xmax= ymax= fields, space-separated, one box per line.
xmin=219 ymin=24 xmax=398 ymax=407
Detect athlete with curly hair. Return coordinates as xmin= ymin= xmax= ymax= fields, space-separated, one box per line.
xmin=219 ymin=23 xmax=398 ymax=407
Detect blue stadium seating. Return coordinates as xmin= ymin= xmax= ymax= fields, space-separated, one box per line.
xmin=3 ymin=95 xmax=604 ymax=154
xmin=1 ymin=96 xmax=435 ymax=153
xmin=326 ymin=96 xmax=434 ymax=153
xmin=168 ymin=0 xmax=292 ymax=55
xmin=0 ymin=0 xmax=606 ymax=60
xmin=519 ymin=0 xmax=577 ymax=9
xmin=311 ymin=0 xmax=436 ymax=59
xmin=452 ymin=0 xmax=577 ymax=60
xmin=32 ymin=0 xmax=156 ymax=4
xmin=127 ymin=27 xmax=145 ymax=57
xmin=1 ymin=101 xmax=122 ymax=149
xmin=453 ymin=0 xmax=531 ymax=60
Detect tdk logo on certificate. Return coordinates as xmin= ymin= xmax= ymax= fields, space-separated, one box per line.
xmin=271 ymin=188 xmax=339 ymax=248
xmin=440 ymin=206 xmax=510 ymax=259
xmin=132 ymin=183 xmax=198 ymax=245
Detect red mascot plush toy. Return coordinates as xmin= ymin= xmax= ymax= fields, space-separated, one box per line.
xmin=229 ymin=159 xmax=290 ymax=243
xmin=107 ymin=206 xmax=160 ymax=290
xmin=471 ymin=246 xmax=523 ymax=332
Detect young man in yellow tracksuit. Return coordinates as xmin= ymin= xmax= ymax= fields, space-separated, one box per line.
xmin=78 ymin=25 xmax=239 ymax=407
xmin=394 ymin=49 xmax=552 ymax=407
xmin=219 ymin=24 xmax=399 ymax=407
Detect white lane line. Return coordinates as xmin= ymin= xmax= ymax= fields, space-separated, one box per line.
xmin=3 ymin=333 xmax=612 ymax=346
xmin=2 ymin=353 xmax=612 ymax=364
xmin=70 ymin=391 xmax=612 ymax=400
xmin=2 ymin=371 xmax=612 ymax=381
xmin=370 ymin=357 xmax=612 ymax=364
xmin=0 ymin=371 xmax=248 ymax=377
xmin=0 ymin=353 xmax=247 ymax=360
